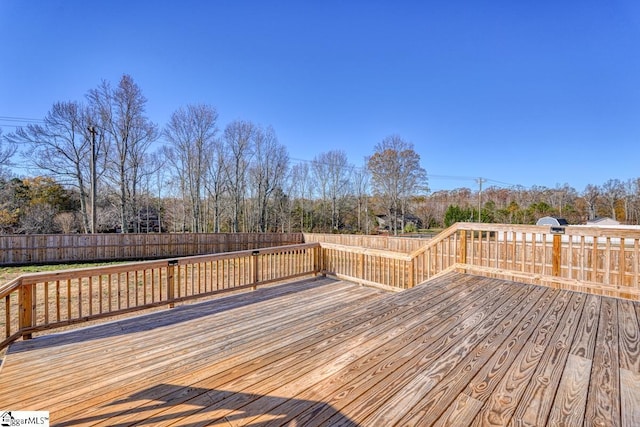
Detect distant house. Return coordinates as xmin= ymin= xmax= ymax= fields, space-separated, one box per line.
xmin=536 ymin=216 xmax=568 ymax=227
xmin=375 ymin=213 xmax=422 ymax=232
xmin=587 ymin=217 xmax=620 ymax=226
xmin=114 ymin=206 xmax=165 ymax=233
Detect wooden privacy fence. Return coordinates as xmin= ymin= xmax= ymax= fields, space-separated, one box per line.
xmin=0 ymin=243 xmax=320 ymax=351
xmin=0 ymin=233 xmax=303 ymax=265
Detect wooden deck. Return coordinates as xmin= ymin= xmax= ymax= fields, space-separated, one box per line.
xmin=1 ymin=272 xmax=639 ymax=426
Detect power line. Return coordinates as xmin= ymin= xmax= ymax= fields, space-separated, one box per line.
xmin=290 ymin=157 xmax=518 ymax=189
xmin=0 ymin=115 xmax=45 ymax=123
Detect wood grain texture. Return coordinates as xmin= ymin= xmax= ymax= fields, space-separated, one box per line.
xmin=547 ymin=354 xmax=592 ymax=427
xmin=0 ymin=272 xmax=638 ymax=427
xmin=510 ymin=292 xmax=586 ymax=426
xmin=585 ymin=297 xmax=621 ymax=427
xmin=470 ymin=290 xmax=574 ymax=426
xmin=620 ymin=368 xmax=640 ymax=427
xmin=617 ymin=299 xmax=640 ymax=372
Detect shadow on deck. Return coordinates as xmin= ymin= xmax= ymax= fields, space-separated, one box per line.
xmin=54 ymin=384 xmax=359 ymax=427
xmin=6 ymin=277 xmax=327 ymax=355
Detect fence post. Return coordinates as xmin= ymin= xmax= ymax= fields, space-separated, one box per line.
xmin=552 ymin=234 xmax=562 ymax=277
xmin=167 ymin=260 xmax=177 ymax=308
xmin=19 ymin=281 xmax=33 ymax=340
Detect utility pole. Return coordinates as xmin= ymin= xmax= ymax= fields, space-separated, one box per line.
xmin=88 ymin=126 xmax=97 ymax=234
xmin=476 ymin=177 xmax=486 ymax=222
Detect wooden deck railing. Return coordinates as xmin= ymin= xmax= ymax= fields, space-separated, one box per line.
xmin=448 ymin=223 xmax=640 ymax=300
xmin=0 ymin=243 xmax=320 ymax=350
xmin=319 ymin=243 xmax=415 ymax=291
xmin=3 ymin=223 xmax=638 ymax=351
xmin=303 ymin=233 xmax=431 ymax=253
xmin=310 ymin=223 xmax=640 ymax=300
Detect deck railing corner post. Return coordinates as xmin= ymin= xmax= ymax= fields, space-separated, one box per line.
xmin=18 ymin=279 xmax=34 ymax=340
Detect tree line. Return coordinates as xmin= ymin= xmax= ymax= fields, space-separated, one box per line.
xmin=0 ymin=74 xmax=638 ymax=235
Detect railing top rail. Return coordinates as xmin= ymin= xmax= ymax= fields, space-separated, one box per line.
xmin=0 ymin=277 xmax=21 ymax=299
xmin=409 ymin=223 xmax=461 ymax=258
xmin=454 ymin=222 xmax=640 ymax=238
xmin=319 ymin=242 xmax=413 ymax=261
xmin=173 ymin=243 xmax=320 ymax=265
xmin=12 ymin=243 xmax=320 ymax=286
xmin=17 ymin=259 xmax=172 ymax=285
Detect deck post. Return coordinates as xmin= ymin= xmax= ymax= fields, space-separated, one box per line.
xmin=552 ymin=234 xmax=562 ymax=277
xmin=459 ymin=230 xmax=467 ymax=272
xmin=408 ymin=259 xmax=415 ymax=288
xmin=167 ymin=260 xmax=177 ymax=308
xmin=252 ymin=251 xmax=259 ymax=290
xmin=315 ymin=245 xmax=325 ymax=277
xmin=18 ymin=281 xmax=33 ymax=340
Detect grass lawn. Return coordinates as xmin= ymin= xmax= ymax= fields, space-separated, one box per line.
xmin=0 ymin=262 xmax=129 ymax=284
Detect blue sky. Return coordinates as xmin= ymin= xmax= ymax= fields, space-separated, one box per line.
xmin=1 ymin=0 xmax=639 ymax=192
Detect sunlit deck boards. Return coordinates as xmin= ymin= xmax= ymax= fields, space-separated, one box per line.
xmin=1 ymin=272 xmax=639 ymax=426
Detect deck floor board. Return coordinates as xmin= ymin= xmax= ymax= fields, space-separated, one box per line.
xmin=1 ymin=272 xmax=639 ymax=426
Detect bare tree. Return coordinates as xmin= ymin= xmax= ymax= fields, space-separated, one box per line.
xmin=547 ymin=183 xmax=577 ymax=216
xmin=249 ymin=126 xmax=289 ymax=232
xmin=223 ymin=120 xmax=255 ymax=232
xmin=581 ymin=184 xmax=600 ymax=221
xmin=0 ymin=129 xmax=17 ymax=175
xmin=88 ymin=74 xmax=158 ymax=233
xmin=6 ymin=102 xmax=105 ymax=232
xmin=290 ymin=163 xmax=312 ymax=231
xmin=205 ymin=140 xmax=226 ymax=232
xmin=601 ymin=178 xmax=625 ymax=221
xmin=367 ymin=135 xmax=427 ymax=234
xmin=311 ymin=155 xmax=330 ymax=231
xmin=164 ymin=104 xmax=218 ymax=232
xmin=624 ymin=178 xmax=640 ymax=224
xmin=312 ymin=150 xmax=352 ymax=231
xmin=352 ymin=166 xmax=370 ymax=233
